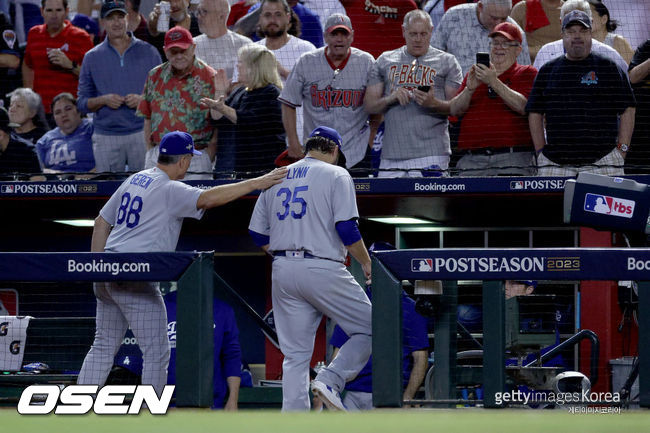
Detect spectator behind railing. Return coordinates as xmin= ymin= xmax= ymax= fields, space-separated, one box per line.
xmin=533 ymin=0 xmax=628 ymax=73
xmin=77 ymin=0 xmax=162 ymax=174
xmin=364 ymin=10 xmax=462 ymax=178
xmin=0 ymin=11 xmax=21 ymax=109
xmin=431 ymin=0 xmax=531 ymax=75
xmin=0 ymin=106 xmax=41 ymax=178
xmin=509 ymin=0 xmax=563 ymax=63
xmin=7 ymin=88 xmax=50 ymax=148
xmin=97 ymin=0 xmax=151 ymax=43
xmin=279 ymin=13 xmax=378 ymax=174
xmin=340 ymin=0 xmax=418 ymax=60
xmin=526 ymin=10 xmax=636 ymax=177
xmin=22 ymin=0 xmax=94 ymax=124
xmin=202 ymin=44 xmax=285 ymax=178
xmin=231 ymin=0 xmax=316 ymax=152
xmin=449 ymin=22 xmax=537 ymax=176
xmin=193 ymin=0 xmax=252 ymax=81
xmin=586 ymin=0 xmax=634 ymax=65
xmin=35 ymin=92 xmax=95 ymax=177
xmin=147 ymin=0 xmax=201 ymax=59
xmin=137 ymin=26 xmax=216 ymax=180
xmin=625 ymin=39 xmax=650 ymax=174
xmin=233 ymin=0 xmax=324 ymax=48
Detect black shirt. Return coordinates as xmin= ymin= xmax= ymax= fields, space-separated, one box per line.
xmin=213 ymin=84 xmax=286 ymax=177
xmin=0 ymin=137 xmax=42 ymax=178
xmin=526 ymin=53 xmax=636 ymax=165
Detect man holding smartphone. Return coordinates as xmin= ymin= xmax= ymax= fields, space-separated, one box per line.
xmin=449 ymin=22 xmax=538 ymax=176
xmin=364 ymin=9 xmax=462 ymax=177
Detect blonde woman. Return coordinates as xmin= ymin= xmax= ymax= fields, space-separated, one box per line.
xmin=201 ymin=44 xmax=286 ymax=178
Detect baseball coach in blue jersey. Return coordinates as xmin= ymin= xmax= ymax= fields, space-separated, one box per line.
xmin=249 ymin=126 xmax=372 ymax=411
xmin=78 ymin=131 xmax=287 ymax=395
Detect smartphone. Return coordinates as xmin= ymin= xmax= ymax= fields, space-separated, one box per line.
xmin=417 ymin=85 xmax=430 ymax=92
xmin=476 ymin=52 xmax=490 ymax=68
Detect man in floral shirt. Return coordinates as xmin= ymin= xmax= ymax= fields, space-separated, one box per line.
xmin=137 ymin=26 xmax=217 ymax=180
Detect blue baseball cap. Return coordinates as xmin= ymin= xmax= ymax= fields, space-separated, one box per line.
xmin=515 ymin=280 xmax=538 ymax=289
xmin=307 ymin=126 xmax=346 ymax=167
xmin=159 ymin=131 xmax=202 ymax=156
xmin=309 ymin=126 xmax=342 ymax=149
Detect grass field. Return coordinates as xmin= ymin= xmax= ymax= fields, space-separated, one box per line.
xmin=2 ymin=408 xmax=650 ymax=433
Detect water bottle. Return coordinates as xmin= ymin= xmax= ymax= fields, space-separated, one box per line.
xmin=157 ymin=1 xmax=171 ymax=33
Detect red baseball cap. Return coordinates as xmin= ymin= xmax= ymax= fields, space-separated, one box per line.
xmin=164 ymin=26 xmax=194 ymax=51
xmin=489 ymin=22 xmax=522 ymax=44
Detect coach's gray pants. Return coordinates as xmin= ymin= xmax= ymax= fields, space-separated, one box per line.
xmin=77 ymin=282 xmax=170 ymax=395
xmin=271 ymin=258 xmax=372 ymax=411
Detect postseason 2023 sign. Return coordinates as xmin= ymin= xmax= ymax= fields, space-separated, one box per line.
xmin=374 ymin=248 xmax=650 ymax=281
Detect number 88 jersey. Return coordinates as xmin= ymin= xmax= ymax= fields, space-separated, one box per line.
xmin=101 ymin=168 xmax=205 ymax=252
xmin=249 ymin=157 xmax=359 ymax=263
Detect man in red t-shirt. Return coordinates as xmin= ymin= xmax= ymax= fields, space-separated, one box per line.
xmin=22 ymin=0 xmax=94 ymax=117
xmin=340 ymin=0 xmax=417 ymax=60
xmin=449 ymin=22 xmax=537 ymax=176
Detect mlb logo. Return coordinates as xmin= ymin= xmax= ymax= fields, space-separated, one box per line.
xmin=510 ymin=181 xmax=524 ymax=190
xmin=411 ymin=259 xmax=433 ymax=272
xmin=584 ymin=193 xmax=634 ymax=219
xmin=1 ymin=185 xmax=14 ymax=193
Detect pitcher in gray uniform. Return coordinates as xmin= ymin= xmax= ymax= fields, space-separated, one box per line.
xmin=279 ymin=13 xmax=376 ymax=172
xmin=364 ymin=9 xmax=463 ymax=177
xmin=248 ymin=126 xmax=372 ymax=411
xmin=78 ymin=131 xmax=286 ymax=395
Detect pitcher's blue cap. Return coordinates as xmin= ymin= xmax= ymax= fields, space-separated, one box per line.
xmin=160 ymin=131 xmax=202 ymax=156
xmin=515 ymin=280 xmax=538 ymax=289
xmin=309 ymin=126 xmax=342 ymax=149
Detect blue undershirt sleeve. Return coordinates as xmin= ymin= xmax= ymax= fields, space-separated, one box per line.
xmin=248 ymin=229 xmax=270 ymax=247
xmin=335 ymin=219 xmax=362 ymax=246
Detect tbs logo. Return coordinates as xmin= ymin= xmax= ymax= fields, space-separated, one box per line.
xmin=411 ymin=259 xmax=433 ymax=272
xmin=584 ymin=193 xmax=634 ymax=219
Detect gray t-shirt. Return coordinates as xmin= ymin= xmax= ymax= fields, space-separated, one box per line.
xmin=249 ymin=157 xmax=359 ymax=262
xmin=367 ymin=45 xmax=463 ymax=160
xmin=431 ymin=3 xmax=531 ymax=75
xmin=101 ymin=168 xmax=205 ymax=252
xmin=194 ymin=31 xmax=252 ymax=79
xmin=279 ymin=47 xmax=375 ymax=167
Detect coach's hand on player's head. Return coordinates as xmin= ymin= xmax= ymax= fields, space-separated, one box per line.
xmin=255 ymin=167 xmax=288 ymax=190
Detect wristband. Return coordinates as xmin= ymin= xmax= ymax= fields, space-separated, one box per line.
xmin=617 ymin=142 xmax=629 ymax=152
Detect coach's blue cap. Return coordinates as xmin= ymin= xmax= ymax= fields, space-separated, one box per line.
xmin=159 ymin=131 xmax=202 ymax=156
xmin=309 ymin=126 xmax=342 ymax=149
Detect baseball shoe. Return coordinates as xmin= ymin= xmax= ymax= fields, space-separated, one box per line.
xmin=311 ymin=380 xmax=347 ymax=411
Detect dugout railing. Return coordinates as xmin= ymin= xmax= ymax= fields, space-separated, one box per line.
xmin=0 ymin=251 xmax=216 ymax=407
xmin=371 ymin=248 xmax=650 ymax=409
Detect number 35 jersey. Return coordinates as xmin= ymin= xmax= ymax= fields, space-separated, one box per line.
xmin=101 ymin=167 xmax=205 ymax=252
xmin=249 ymin=157 xmax=359 ymax=263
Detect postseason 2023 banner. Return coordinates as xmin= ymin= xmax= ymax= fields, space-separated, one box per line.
xmin=0 ymin=252 xmax=197 ymax=282
xmin=374 ymin=248 xmax=650 ymax=281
